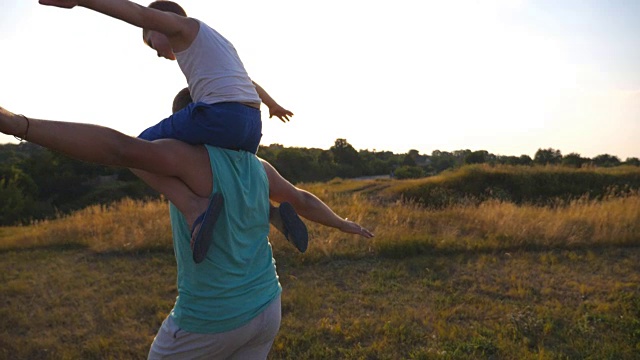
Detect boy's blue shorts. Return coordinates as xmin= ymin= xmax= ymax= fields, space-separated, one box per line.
xmin=138 ymin=102 xmax=262 ymax=154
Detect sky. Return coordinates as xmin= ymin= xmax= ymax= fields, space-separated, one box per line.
xmin=1 ymin=0 xmax=639 ymax=160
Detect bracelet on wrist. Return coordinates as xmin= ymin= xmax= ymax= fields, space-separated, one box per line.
xmin=13 ymin=114 xmax=30 ymax=142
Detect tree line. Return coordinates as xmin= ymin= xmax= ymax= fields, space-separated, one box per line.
xmin=1 ymin=140 xmax=638 ymax=226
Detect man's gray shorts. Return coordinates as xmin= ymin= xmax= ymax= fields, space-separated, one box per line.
xmin=148 ymin=295 xmax=281 ymax=360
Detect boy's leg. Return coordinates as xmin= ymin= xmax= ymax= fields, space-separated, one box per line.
xmin=270 ymin=202 xmax=308 ymax=253
xmin=137 ymin=102 xmax=264 ymax=261
xmin=131 ymin=168 xmax=222 ymax=263
xmin=133 ymin=169 xmax=308 ymax=258
xmin=138 ymin=102 xmax=264 ymax=259
xmin=138 ymin=102 xmax=262 ymax=151
xmin=190 ymin=193 xmax=223 ymax=263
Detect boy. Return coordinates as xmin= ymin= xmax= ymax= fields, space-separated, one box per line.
xmin=40 ymin=0 xmax=305 ymax=261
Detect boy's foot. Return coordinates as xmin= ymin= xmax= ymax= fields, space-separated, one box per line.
xmin=275 ymin=202 xmax=308 ymax=253
xmin=191 ymin=193 xmax=224 ymax=263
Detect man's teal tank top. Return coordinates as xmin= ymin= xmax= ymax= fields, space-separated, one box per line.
xmin=168 ymin=146 xmax=281 ymax=333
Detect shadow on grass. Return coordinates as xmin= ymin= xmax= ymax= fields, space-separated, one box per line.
xmin=3 ymin=237 xmax=639 ymax=267
xmin=92 ymin=246 xmax=174 ymax=260
xmin=0 ymin=242 xmax=88 ymax=255
xmin=0 ymin=243 xmax=173 ymax=259
xmin=332 ymin=181 xmax=392 ymax=196
xmin=375 ymin=238 xmax=640 ymax=260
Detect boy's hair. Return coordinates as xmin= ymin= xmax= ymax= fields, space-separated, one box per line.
xmin=148 ymin=1 xmax=187 ymax=16
xmin=172 ymin=87 xmax=193 ymax=113
xmin=143 ymin=1 xmax=187 ymax=45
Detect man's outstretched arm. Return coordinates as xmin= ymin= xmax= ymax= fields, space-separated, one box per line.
xmin=260 ymin=159 xmax=373 ymax=238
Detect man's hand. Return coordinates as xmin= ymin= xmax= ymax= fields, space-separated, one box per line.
xmin=341 ymin=219 xmax=375 ymax=238
xmin=269 ymin=104 xmax=294 ymax=123
xmin=39 ymin=0 xmax=79 ymax=9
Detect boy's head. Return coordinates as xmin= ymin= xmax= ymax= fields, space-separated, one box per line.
xmin=172 ymin=87 xmax=193 ymax=114
xmin=142 ymin=1 xmax=187 ymax=60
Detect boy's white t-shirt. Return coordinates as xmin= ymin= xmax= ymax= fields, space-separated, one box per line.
xmin=175 ymin=19 xmax=261 ymax=105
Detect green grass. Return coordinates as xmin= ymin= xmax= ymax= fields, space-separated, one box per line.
xmin=2 ymin=246 xmax=638 ymax=359
xmin=1 ymin=249 xmax=176 ymax=359
xmin=1 ymin=169 xmax=639 ymax=359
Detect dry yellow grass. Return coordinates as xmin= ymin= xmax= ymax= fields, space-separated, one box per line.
xmin=3 ymin=182 xmax=637 ymax=260
xmin=2 ymin=176 xmax=639 ymax=359
xmin=0 ymin=198 xmax=171 ymax=253
xmin=301 ymin=180 xmax=640 ymax=258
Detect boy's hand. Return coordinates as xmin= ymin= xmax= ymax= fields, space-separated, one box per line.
xmin=39 ymin=0 xmax=79 ymax=9
xmin=269 ymin=104 xmax=294 ymax=123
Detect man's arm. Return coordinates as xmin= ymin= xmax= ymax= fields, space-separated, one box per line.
xmin=252 ymin=81 xmax=294 ymax=123
xmin=260 ymin=158 xmax=374 ymax=238
xmin=39 ymin=0 xmax=197 ymax=51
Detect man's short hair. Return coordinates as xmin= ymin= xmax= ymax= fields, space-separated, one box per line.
xmin=172 ymin=87 xmax=193 ymax=113
xmin=148 ymin=1 xmax=187 ymax=16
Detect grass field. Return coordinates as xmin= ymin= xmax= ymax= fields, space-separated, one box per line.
xmin=1 ymin=168 xmax=639 ymax=359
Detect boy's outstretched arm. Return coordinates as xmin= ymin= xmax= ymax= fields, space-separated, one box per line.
xmin=252 ymin=81 xmax=294 ymax=123
xmin=39 ymin=0 xmax=197 ymax=51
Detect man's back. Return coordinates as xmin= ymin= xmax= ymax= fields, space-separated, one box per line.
xmin=169 ymin=147 xmax=281 ymax=334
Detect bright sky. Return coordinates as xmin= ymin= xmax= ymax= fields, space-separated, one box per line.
xmin=1 ymin=0 xmax=639 ymax=159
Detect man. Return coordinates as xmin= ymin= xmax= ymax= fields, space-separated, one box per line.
xmin=0 ymin=104 xmax=372 ymax=358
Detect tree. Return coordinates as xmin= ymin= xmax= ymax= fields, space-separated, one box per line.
xmin=534 ymin=148 xmax=562 ymax=165
xmin=518 ymin=155 xmax=533 ymax=166
xmin=0 ymin=165 xmax=37 ymax=225
xmin=592 ymin=154 xmax=621 ymax=167
xmin=402 ymin=154 xmax=417 ymax=166
xmin=394 ymin=165 xmax=424 ymax=179
xmin=430 ymin=150 xmax=456 ymax=173
xmin=498 ymin=155 xmax=532 ymax=166
xmin=464 ymin=150 xmax=489 ymax=165
xmin=273 ymin=148 xmax=317 ymax=183
xmin=624 ymin=157 xmax=640 ymax=166
xmin=330 ymin=139 xmax=359 ymax=165
xmin=407 ymin=149 xmax=420 ymax=161
xmin=330 ymin=139 xmax=362 ymax=177
xmin=562 ymin=153 xmax=587 ymax=168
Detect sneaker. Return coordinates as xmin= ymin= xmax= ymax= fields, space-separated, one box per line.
xmin=276 ymin=202 xmax=308 ymax=253
xmin=191 ymin=193 xmax=224 ymax=263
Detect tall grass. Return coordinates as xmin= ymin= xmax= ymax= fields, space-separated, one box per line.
xmin=369 ymin=192 xmax=640 ymax=256
xmin=299 ymin=182 xmax=640 ymax=260
xmin=3 ymin=181 xmax=638 ymax=260
xmin=0 ymin=198 xmax=171 ymax=253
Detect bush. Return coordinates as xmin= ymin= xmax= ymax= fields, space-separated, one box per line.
xmin=394 ymin=165 xmax=640 ymax=207
xmin=393 ymin=166 xmax=424 ymax=179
